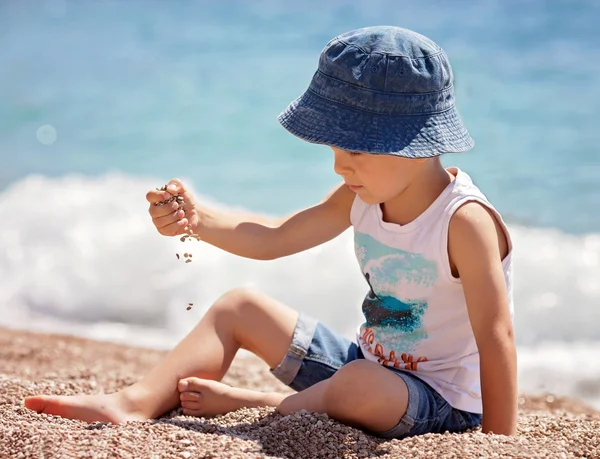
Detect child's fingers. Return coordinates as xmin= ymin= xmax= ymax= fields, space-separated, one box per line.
xmin=155 ymin=217 xmax=189 ymax=236
xmin=166 ymin=178 xmax=186 ymax=195
xmin=145 ymin=178 xmax=187 ymax=204
xmin=148 ymin=200 xmax=180 ymax=219
xmin=146 ymin=179 xmax=194 ymax=237
xmin=146 ymin=189 xmax=171 ymax=204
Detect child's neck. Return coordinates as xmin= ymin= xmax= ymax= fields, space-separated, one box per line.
xmin=380 ymin=161 xmax=454 ymax=226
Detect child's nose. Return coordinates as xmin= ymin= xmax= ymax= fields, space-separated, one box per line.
xmin=333 ymin=151 xmax=352 ymax=176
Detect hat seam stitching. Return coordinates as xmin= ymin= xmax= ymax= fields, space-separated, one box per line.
xmin=378 ymin=55 xmax=391 ymax=149
xmin=334 ymin=38 xmax=444 ymax=60
xmin=383 ymin=53 xmax=391 ymax=94
xmin=315 ymin=70 xmax=453 ymax=96
xmin=306 ymin=87 xmax=457 ymax=117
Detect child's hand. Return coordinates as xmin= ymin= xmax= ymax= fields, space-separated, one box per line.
xmin=146 ymin=179 xmax=201 ymax=237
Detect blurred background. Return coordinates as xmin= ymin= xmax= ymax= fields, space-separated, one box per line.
xmin=1 ymin=0 xmax=599 ymax=407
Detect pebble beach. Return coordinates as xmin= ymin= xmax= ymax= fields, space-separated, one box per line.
xmin=1 ymin=328 xmax=599 ymax=458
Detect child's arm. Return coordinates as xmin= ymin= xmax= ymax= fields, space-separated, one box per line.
xmin=147 ymin=179 xmax=355 ymax=260
xmin=448 ymin=201 xmax=518 ymax=436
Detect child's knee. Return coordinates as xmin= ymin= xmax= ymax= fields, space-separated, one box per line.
xmin=324 ymin=360 xmax=401 ymax=417
xmin=324 ymin=361 xmax=368 ymax=413
xmin=209 ymin=288 xmax=280 ymax=332
xmin=211 ymin=287 xmax=258 ymax=315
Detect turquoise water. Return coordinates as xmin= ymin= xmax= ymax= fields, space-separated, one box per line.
xmin=1 ymin=0 xmax=599 ymax=233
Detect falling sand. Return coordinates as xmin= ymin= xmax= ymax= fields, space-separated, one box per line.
xmin=154 ymin=184 xmax=200 ymax=311
xmin=1 ymin=328 xmax=598 ymax=458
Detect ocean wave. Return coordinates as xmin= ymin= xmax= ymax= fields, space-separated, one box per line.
xmin=0 ymin=173 xmax=598 ymax=347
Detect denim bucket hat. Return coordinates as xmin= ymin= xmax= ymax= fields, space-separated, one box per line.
xmin=278 ymin=26 xmax=474 ymax=157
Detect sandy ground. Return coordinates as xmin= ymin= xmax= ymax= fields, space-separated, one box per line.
xmin=1 ymin=328 xmax=599 ymax=458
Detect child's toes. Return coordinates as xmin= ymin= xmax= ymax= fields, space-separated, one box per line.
xmin=178 ymin=377 xmax=207 ymax=393
xmin=180 ymin=391 xmax=202 ymax=403
xmin=180 ymin=399 xmax=202 ymax=411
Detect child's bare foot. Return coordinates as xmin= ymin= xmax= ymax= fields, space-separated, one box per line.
xmin=24 ymin=391 xmax=147 ymax=424
xmin=178 ymin=378 xmax=284 ymax=417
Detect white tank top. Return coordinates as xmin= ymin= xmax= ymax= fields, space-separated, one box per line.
xmin=350 ymin=167 xmax=514 ymax=413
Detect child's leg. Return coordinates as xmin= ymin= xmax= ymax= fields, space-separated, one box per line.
xmin=179 ymin=316 xmax=411 ymax=435
xmin=24 ymin=288 xmax=298 ymax=423
xmin=25 ymin=288 xmax=411 ymax=434
xmin=180 ymin=359 xmax=409 ymax=433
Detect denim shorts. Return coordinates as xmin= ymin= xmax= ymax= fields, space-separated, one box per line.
xmin=271 ymin=313 xmax=482 ymax=439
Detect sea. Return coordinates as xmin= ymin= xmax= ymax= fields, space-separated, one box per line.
xmin=1 ymin=0 xmax=599 ymax=408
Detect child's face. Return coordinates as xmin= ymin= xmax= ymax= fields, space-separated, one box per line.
xmin=332 ymin=147 xmax=425 ymax=204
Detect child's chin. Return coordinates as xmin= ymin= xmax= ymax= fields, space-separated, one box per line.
xmin=354 ymin=191 xmax=381 ymax=204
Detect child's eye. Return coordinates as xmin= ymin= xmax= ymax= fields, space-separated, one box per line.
xmin=347 ymin=151 xmax=361 ymax=156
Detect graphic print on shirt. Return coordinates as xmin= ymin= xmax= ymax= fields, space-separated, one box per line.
xmin=355 ymin=232 xmax=438 ymax=370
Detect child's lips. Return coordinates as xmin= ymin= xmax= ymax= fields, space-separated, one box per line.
xmin=347 ymin=184 xmax=363 ymax=191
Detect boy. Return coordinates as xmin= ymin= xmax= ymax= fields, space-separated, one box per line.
xmin=25 ymin=26 xmax=517 ymax=438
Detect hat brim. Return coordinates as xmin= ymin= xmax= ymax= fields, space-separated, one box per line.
xmin=278 ymin=89 xmax=474 ymax=158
